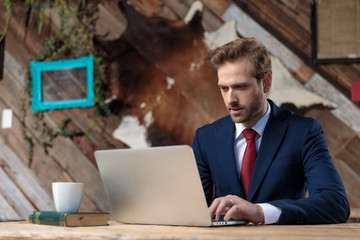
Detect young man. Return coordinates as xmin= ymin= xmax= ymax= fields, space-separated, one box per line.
xmin=192 ymin=37 xmax=349 ymax=224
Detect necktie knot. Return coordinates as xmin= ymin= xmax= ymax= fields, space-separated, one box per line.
xmin=243 ymin=128 xmax=257 ymax=141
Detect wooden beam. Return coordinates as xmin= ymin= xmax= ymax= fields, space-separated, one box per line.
xmin=336 ymin=135 xmax=360 ymax=175
xmin=232 ymin=0 xmax=312 ymax=56
xmin=0 ymin=138 xmax=53 ymax=213
xmin=306 ymin=74 xmax=360 ymax=133
xmin=0 ymin=165 xmax=36 ymax=218
xmin=0 ymin=192 xmax=21 ymax=221
xmin=334 ymin=158 xmax=360 ymax=208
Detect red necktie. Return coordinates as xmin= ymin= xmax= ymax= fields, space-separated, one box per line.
xmin=241 ymin=128 xmax=257 ymax=198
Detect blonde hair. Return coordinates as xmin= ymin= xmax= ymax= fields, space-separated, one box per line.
xmin=209 ymin=37 xmax=271 ymax=81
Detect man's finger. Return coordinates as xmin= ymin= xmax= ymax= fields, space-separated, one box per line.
xmin=208 ymin=198 xmax=221 ymax=219
xmin=224 ymin=205 xmax=241 ymax=221
xmin=214 ymin=198 xmax=234 ymax=221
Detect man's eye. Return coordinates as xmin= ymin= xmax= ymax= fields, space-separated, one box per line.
xmin=234 ymin=85 xmax=248 ymax=90
xmin=219 ymin=86 xmax=228 ymax=91
xmin=236 ymin=86 xmax=246 ymax=90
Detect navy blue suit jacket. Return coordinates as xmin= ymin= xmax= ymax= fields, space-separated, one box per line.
xmin=192 ymin=100 xmax=350 ymax=224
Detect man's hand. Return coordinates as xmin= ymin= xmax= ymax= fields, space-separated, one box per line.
xmin=209 ymin=195 xmax=264 ymax=224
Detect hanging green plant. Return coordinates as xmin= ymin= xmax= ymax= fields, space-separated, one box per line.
xmin=6 ymin=0 xmax=114 ymax=166
xmin=2 ymin=0 xmax=85 ymax=41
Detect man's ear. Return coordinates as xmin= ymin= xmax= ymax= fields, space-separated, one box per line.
xmin=263 ymin=72 xmax=272 ymax=93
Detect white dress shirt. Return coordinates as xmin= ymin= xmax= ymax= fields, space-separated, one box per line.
xmin=234 ymin=102 xmax=281 ymax=224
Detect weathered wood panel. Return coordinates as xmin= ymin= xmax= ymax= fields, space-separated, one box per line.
xmin=0 ymin=9 xmax=47 ymax=66
xmin=304 ymin=109 xmax=357 ymax=156
xmin=0 ymin=165 xmax=35 ymax=218
xmin=63 ymin=108 xmax=127 ymax=151
xmin=96 ymin=3 xmax=127 ymax=39
xmin=0 ymin=69 xmax=73 ymax=196
xmin=334 ymin=159 xmax=360 ymax=208
xmin=234 ymin=0 xmax=312 ymax=54
xmin=0 ymin=73 xmax=58 ymax=217
xmin=306 ymin=73 xmax=360 ymax=133
xmin=233 ymin=0 xmax=360 ymax=98
xmin=0 ymin=193 xmax=21 ymax=221
xmin=0 ymin=5 xmax=121 ymax=212
xmin=1 ymin=52 xmax=107 ymax=212
xmin=0 ymin=96 xmax=29 ymax=163
xmin=336 ymin=136 xmax=360 ymax=176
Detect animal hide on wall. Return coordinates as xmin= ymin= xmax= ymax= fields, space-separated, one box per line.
xmin=94 ymin=0 xmax=227 ymax=147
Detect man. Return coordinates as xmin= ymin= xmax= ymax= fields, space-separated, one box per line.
xmin=192 ymin=37 xmax=350 ymax=225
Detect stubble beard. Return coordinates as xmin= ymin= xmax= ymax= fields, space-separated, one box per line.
xmin=229 ymin=93 xmax=265 ymax=126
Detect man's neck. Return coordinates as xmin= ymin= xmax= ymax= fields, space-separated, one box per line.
xmin=234 ymin=101 xmax=271 ymax=140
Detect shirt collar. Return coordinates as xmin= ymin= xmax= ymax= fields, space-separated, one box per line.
xmin=234 ymin=101 xmax=271 ymax=140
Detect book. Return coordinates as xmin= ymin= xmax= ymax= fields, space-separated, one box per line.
xmin=29 ymin=211 xmax=109 ymax=227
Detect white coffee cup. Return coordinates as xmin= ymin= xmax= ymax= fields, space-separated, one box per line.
xmin=52 ymin=182 xmax=84 ymax=213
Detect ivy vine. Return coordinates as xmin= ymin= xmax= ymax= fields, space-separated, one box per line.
xmin=4 ymin=0 xmax=113 ymax=166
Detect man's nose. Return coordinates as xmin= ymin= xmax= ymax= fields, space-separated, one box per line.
xmin=226 ymin=89 xmax=237 ymax=105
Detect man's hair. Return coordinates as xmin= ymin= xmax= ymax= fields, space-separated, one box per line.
xmin=208 ymin=37 xmax=272 ymax=81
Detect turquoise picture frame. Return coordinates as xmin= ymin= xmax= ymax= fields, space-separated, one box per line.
xmin=31 ymin=55 xmax=95 ymax=111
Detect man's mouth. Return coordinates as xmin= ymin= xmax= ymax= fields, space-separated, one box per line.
xmin=229 ymin=107 xmax=244 ymax=115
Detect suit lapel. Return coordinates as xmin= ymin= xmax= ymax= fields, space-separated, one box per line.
xmin=247 ymin=101 xmax=289 ymax=201
xmin=216 ymin=116 xmax=244 ymax=197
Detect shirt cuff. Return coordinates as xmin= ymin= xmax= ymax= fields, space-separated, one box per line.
xmin=256 ymin=203 xmax=282 ymax=224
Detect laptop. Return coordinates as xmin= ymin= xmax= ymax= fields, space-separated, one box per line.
xmin=95 ymin=145 xmax=248 ymax=227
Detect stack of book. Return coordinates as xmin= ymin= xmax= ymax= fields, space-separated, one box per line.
xmin=29 ymin=211 xmax=109 ymax=227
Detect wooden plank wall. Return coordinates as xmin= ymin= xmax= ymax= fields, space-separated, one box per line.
xmin=232 ymin=0 xmax=360 ymax=97
xmin=0 ymin=3 xmax=127 ymax=219
xmin=0 ymin=0 xmax=359 ymax=220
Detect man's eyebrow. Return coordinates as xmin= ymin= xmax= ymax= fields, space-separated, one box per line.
xmin=218 ymin=82 xmax=249 ymax=86
xmin=234 ymin=82 xmax=249 ymax=86
xmin=230 ymin=83 xmax=250 ymax=88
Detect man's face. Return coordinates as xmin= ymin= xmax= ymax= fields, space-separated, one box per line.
xmin=217 ymin=57 xmax=271 ymax=127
